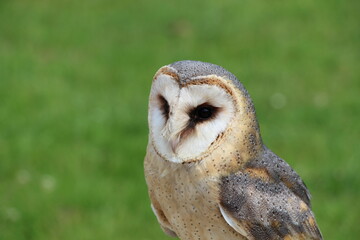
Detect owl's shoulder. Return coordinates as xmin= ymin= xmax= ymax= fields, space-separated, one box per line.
xmin=244 ymin=147 xmax=311 ymax=205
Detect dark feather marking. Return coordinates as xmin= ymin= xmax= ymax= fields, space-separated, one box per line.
xmin=248 ymin=222 xmax=275 ymax=240
xmin=158 ymin=95 xmax=170 ymax=120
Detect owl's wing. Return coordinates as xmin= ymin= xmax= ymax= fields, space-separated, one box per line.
xmin=219 ymin=148 xmax=323 ymax=240
xmin=150 ymin=203 xmax=177 ymax=237
xmin=148 ymin=189 xmax=177 ymax=238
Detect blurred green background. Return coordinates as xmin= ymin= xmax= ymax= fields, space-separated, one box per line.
xmin=0 ymin=0 xmax=359 ymax=239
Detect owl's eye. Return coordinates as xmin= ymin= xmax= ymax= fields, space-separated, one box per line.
xmin=196 ymin=106 xmax=213 ymax=119
xmin=158 ymin=95 xmax=170 ymax=120
xmin=190 ymin=104 xmax=218 ymax=123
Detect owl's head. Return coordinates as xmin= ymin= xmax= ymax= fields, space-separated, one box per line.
xmin=148 ymin=60 xmax=261 ymax=163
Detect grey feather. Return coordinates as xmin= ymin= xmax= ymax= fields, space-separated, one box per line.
xmin=170 ymin=60 xmax=251 ymax=96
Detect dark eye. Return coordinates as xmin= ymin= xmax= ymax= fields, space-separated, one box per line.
xmin=158 ymin=95 xmax=170 ymax=120
xmin=189 ymin=104 xmax=218 ymax=123
xmin=196 ymin=106 xmax=213 ymax=120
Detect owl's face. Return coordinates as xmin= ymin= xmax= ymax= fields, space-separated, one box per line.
xmin=148 ymin=66 xmax=238 ymax=163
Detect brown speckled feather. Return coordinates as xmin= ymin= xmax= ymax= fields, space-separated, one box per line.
xmin=220 ymin=147 xmax=323 ymax=240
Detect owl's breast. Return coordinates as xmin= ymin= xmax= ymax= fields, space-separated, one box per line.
xmin=144 ymin=145 xmax=246 ymax=240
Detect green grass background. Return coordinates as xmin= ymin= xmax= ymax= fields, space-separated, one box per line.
xmin=0 ymin=0 xmax=359 ymax=239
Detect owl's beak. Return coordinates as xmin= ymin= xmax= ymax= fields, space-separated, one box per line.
xmin=169 ymin=137 xmax=180 ymax=153
xmin=163 ymin=117 xmax=186 ymax=154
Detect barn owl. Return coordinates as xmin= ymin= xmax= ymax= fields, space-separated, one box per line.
xmin=144 ymin=60 xmax=322 ymax=240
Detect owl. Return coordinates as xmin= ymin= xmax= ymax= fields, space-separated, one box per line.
xmin=144 ymin=60 xmax=322 ymax=240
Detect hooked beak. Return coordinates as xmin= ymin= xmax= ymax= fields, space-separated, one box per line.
xmin=161 ymin=116 xmax=187 ymax=154
xmin=169 ymin=136 xmax=180 ymax=153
